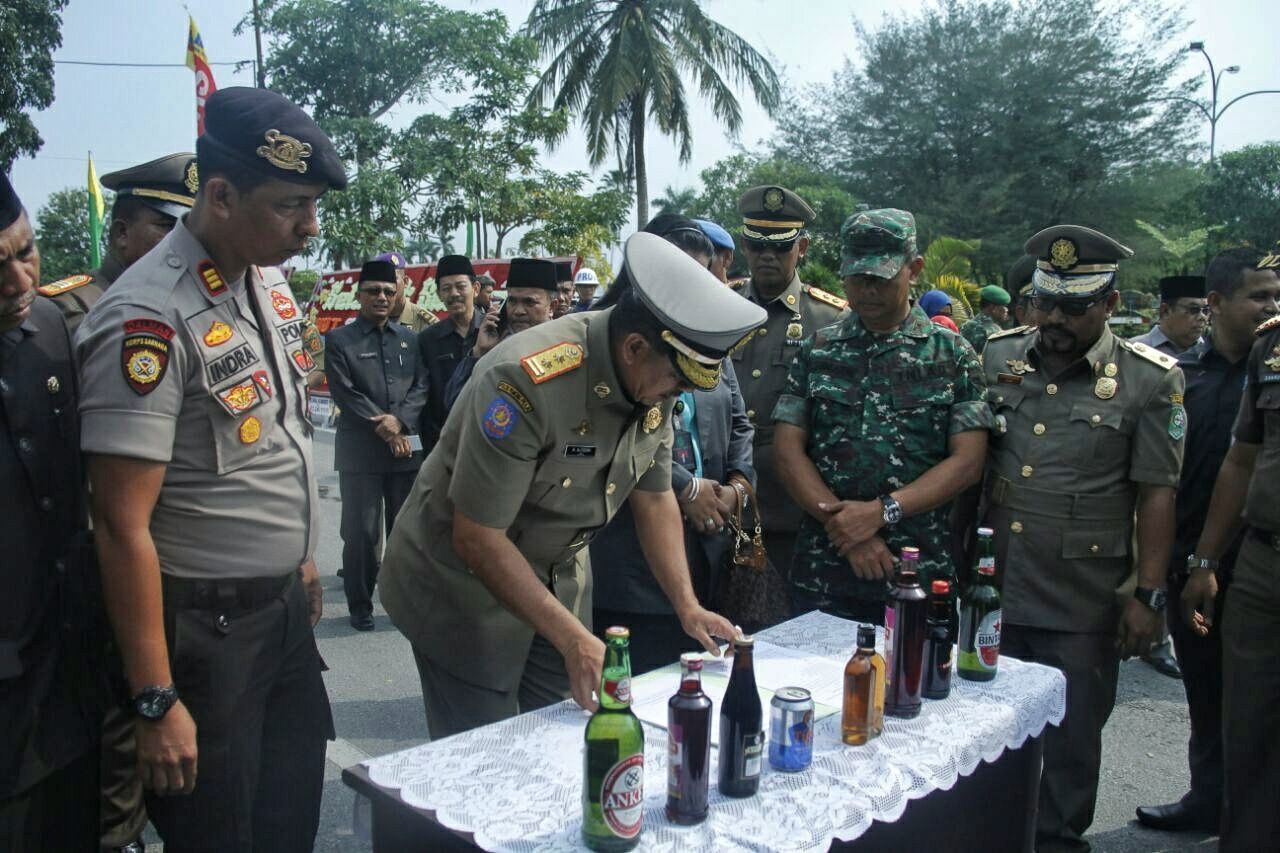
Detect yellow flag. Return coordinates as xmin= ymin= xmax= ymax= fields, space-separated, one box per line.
xmin=87 ymin=153 xmax=105 ymax=268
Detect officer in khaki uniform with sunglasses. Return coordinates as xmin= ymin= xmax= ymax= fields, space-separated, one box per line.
xmin=979 ymin=224 xmax=1185 ymax=853
xmin=730 ymin=187 xmax=848 ymax=574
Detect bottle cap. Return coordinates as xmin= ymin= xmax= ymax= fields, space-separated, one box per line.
xmin=900 ymin=546 xmax=920 ymax=561
xmin=977 ymin=526 xmax=994 ymax=537
xmin=680 ymin=652 xmax=703 ymax=670
xmin=856 ymin=624 xmax=876 ymax=648
xmin=605 ymin=625 xmax=630 ymax=639
xmin=931 ymin=579 xmax=951 ymax=595
xmin=732 ymin=633 xmax=755 ymax=648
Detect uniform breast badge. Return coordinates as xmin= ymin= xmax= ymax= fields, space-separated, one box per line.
xmin=1103 ymin=363 xmax=1118 ymax=378
xmin=1006 ymin=359 xmax=1035 ymax=375
xmin=238 ymin=416 xmax=262 ymax=444
xmin=46 ymin=375 xmax=61 ymax=394
xmin=204 ymin=320 xmax=234 ymax=347
xmin=1094 ymin=377 xmax=1117 ymax=400
xmin=121 ymin=318 xmax=176 ymax=395
xmin=271 ymin=290 xmax=299 ymax=320
xmin=786 ymin=321 xmax=804 ymax=341
xmin=1265 ymin=346 xmax=1280 ymax=372
xmin=483 ymin=397 xmax=519 ymax=440
xmin=219 ymin=380 xmax=261 ymax=414
xmin=642 ymin=405 xmax=663 ymax=434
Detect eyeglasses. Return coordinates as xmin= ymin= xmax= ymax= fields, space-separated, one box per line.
xmin=743 ymin=237 xmax=796 ymax=254
xmin=359 ymin=286 xmax=397 ymax=298
xmin=1028 ymin=294 xmax=1106 ymax=317
xmin=1174 ymin=302 xmax=1211 ymax=317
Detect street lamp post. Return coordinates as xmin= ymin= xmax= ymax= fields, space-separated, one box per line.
xmin=1183 ymin=41 xmax=1280 ymax=163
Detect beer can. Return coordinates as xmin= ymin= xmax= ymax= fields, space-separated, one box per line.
xmin=767 ymin=687 xmax=814 ymax=772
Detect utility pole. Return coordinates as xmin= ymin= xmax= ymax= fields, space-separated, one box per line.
xmin=1183 ymin=42 xmax=1279 ymax=163
xmin=252 ymin=0 xmax=267 ymax=88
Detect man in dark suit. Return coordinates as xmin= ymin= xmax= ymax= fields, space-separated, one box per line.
xmin=325 ymin=259 xmax=429 ymax=631
xmin=0 ymin=172 xmax=101 ymax=850
xmin=416 ymin=254 xmax=483 ymax=449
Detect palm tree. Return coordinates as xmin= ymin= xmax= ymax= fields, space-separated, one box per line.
xmin=652 ymin=184 xmax=700 ymax=216
xmin=523 ymin=0 xmax=780 ymax=229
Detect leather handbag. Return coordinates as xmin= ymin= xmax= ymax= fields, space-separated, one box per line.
xmin=714 ymin=480 xmax=791 ymax=633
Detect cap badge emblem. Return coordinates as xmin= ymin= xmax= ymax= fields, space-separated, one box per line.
xmin=642 ymin=405 xmax=663 ymax=434
xmin=256 ymin=129 xmax=312 ymax=174
xmin=762 ymin=187 xmax=785 ymax=212
xmin=46 ymin=375 xmax=61 ymax=394
xmin=1094 ymin=377 xmax=1117 ymax=400
xmin=1049 ymin=238 xmax=1078 ymax=270
xmin=184 ymin=161 xmax=200 ymax=194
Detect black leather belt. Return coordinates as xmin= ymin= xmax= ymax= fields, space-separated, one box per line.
xmin=162 ymin=572 xmax=294 ymax=614
xmin=1249 ymin=526 xmax=1280 ymax=552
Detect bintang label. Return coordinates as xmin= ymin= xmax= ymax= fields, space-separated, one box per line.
xmin=600 ymin=754 xmax=644 ymax=838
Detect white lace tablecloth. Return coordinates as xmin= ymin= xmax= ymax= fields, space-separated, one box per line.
xmin=363 ymin=611 xmax=1066 ymax=851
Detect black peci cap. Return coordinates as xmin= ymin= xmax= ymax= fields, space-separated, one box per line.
xmin=506 ymin=258 xmax=558 ymax=291
xmin=1157 ymin=275 xmax=1205 ymax=303
xmin=359 ymin=259 xmax=397 ymax=284
xmin=200 ymin=87 xmax=347 ymax=190
xmin=436 ymin=254 xmax=474 ymax=278
xmin=0 ymin=171 xmax=22 ymax=231
xmin=554 ymin=260 xmax=574 ymax=283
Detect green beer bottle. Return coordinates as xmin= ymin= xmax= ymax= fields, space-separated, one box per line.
xmin=958 ymin=527 xmax=1002 ymax=681
xmin=582 ymin=627 xmax=645 ymax=851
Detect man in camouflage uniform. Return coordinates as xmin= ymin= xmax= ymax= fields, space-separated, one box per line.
xmin=731 ymin=186 xmax=848 ymax=574
xmin=959 ymin=284 xmax=1011 ymax=354
xmin=981 ymin=225 xmax=1184 ymax=852
xmin=773 ymin=209 xmax=992 ymax=622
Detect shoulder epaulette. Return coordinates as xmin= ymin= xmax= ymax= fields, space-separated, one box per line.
xmin=37 ymin=274 xmax=94 ymax=297
xmin=802 ymin=284 xmax=848 ymax=310
xmin=987 ymin=324 xmax=1035 ymax=341
xmin=1256 ymin=315 xmax=1280 ymax=337
xmin=520 ymin=340 xmax=584 ymax=384
xmin=1120 ymin=339 xmax=1178 ymax=370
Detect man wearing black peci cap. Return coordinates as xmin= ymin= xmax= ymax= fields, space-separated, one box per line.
xmin=417 ymin=253 xmax=484 ymax=448
xmin=380 ymin=233 xmax=766 ymax=737
xmin=41 ymin=152 xmax=198 ymax=332
xmin=325 ymin=259 xmax=428 ymax=632
xmin=553 ymin=259 xmax=576 ymax=317
xmin=1133 ymin=274 xmax=1208 ymax=357
xmin=75 ymin=87 xmax=346 ymax=851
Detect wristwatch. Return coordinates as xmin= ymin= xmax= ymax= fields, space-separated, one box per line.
xmin=1186 ymin=554 xmax=1220 ymax=572
xmin=133 ymin=685 xmax=179 ymax=721
xmin=879 ymin=495 xmax=903 ymax=526
xmin=1133 ymin=587 xmax=1168 ymax=612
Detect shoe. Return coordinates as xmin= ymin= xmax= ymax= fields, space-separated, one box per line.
xmin=1142 ymin=641 xmax=1182 ymax=679
xmin=1135 ymin=799 xmax=1218 ymax=832
xmin=349 ymin=613 xmax=375 ymax=631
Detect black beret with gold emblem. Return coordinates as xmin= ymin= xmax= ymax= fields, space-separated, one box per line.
xmin=100 ymin=152 xmax=198 ymax=220
xmin=1025 ymin=225 xmax=1133 ymax=299
xmin=199 ymin=87 xmax=347 ymax=190
xmin=737 ymin=185 xmax=815 ymax=243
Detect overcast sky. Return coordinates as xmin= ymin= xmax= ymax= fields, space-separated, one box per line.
xmin=11 ymin=0 xmax=1279 ymax=258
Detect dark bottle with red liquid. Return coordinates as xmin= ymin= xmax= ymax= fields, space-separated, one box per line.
xmin=884 ymin=547 xmax=929 ymax=718
xmin=922 ymin=579 xmax=954 ymax=700
xmin=666 ymin=653 xmax=712 ymax=824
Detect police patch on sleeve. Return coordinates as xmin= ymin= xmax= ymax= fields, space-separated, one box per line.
xmin=482 ymin=397 xmax=519 ymax=440
xmin=1169 ymin=405 xmax=1187 ymax=441
xmin=121 ymin=318 xmax=176 ymax=395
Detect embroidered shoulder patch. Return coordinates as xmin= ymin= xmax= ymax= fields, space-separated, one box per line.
xmin=271 ymin=289 xmax=298 ymax=320
xmin=520 ymin=341 xmax=584 ymax=384
xmin=497 ymin=380 xmax=534 ymax=413
xmin=37 ymin=274 xmax=94 ymax=297
xmin=121 ymin=318 xmax=176 ymax=396
xmin=805 ymin=285 xmax=848 ymax=309
xmin=1169 ymin=405 xmax=1187 ymax=441
xmin=482 ymin=397 xmax=519 ymax=440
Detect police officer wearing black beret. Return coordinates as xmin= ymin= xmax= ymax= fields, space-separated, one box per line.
xmin=324 ymin=258 xmax=428 ymax=631
xmin=76 ymin=87 xmax=346 ymax=851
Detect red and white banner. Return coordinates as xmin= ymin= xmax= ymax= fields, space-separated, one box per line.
xmin=185 ymin=15 xmax=217 ymax=137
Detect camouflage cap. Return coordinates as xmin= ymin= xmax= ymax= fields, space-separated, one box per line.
xmin=1025 ymin=224 xmax=1132 ymax=299
xmin=839 ymin=208 xmax=917 ymax=279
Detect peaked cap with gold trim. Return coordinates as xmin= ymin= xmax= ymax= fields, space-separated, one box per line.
xmin=199 ymin=87 xmax=347 ymax=190
xmin=100 ymin=152 xmax=198 ymax=220
xmin=1025 ymin=224 xmax=1132 ymax=299
xmin=624 ymin=232 xmax=767 ymax=390
xmin=1258 ymin=240 xmax=1280 ymax=271
xmin=738 ymin=185 xmax=815 ymax=243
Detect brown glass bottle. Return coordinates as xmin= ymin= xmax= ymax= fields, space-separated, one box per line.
xmin=842 ymin=624 xmax=881 ymax=745
xmin=717 ymin=635 xmax=763 ymax=797
xmin=884 ymin=548 xmax=929 ymax=719
xmin=666 ymin=653 xmax=712 ymax=825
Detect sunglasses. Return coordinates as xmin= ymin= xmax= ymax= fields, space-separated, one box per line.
xmin=359 ymin=286 xmax=397 ymax=298
xmin=1028 ymin=294 xmax=1106 ymax=317
xmin=743 ymin=237 xmax=797 ymax=254
xmin=1174 ymin=302 xmax=1211 ymax=317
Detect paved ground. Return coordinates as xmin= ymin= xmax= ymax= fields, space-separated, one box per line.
xmin=155 ymin=429 xmax=1217 ymax=851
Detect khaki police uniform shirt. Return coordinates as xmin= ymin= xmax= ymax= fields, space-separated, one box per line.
xmin=980 ymin=325 xmax=1184 ymax=632
xmin=1233 ymin=323 xmax=1280 ymax=532
xmin=731 ymin=273 xmax=848 ymax=531
xmin=76 ymin=220 xmax=318 ymax=579
xmin=40 ymin=254 xmax=126 ymax=333
xmin=379 ymin=308 xmax=673 ymax=692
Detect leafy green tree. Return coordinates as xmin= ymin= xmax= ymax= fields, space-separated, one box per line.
xmin=784 ymin=0 xmax=1197 ymax=279
xmin=652 ymin=185 xmax=699 ymax=216
xmin=0 ymin=0 xmax=67 ymax=170
xmin=520 ymin=174 xmax=631 ymax=267
xmin=34 ymin=187 xmax=109 ymax=281
xmin=317 ymin=167 xmax=407 ymax=269
xmin=1197 ymin=143 xmax=1280 ymax=252
xmin=288 ymin=269 xmax=320 ymax=305
xmin=524 ymin=0 xmax=781 ymax=228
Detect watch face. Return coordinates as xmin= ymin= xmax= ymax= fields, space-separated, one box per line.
xmin=136 ymin=687 xmax=175 ymax=720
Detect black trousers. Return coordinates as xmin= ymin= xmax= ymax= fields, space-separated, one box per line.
xmin=1166 ymin=568 xmax=1229 ymax=814
xmin=147 ymin=577 xmax=334 ymax=853
xmin=339 ymin=470 xmax=417 ymax=617
xmin=1001 ymin=626 xmax=1119 ymax=853
xmin=0 ymin=749 xmax=99 ymax=853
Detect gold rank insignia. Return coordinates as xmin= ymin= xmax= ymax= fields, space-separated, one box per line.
xmin=521 ymin=341 xmax=584 ymax=384
xmin=37 ymin=274 xmax=93 ymax=297
xmin=238 ymin=415 xmax=262 ymax=444
xmin=1049 ymin=238 xmax=1078 ymax=270
xmin=642 ymin=405 xmax=663 ymax=433
xmin=1006 ymin=359 xmax=1035 ymax=375
xmin=1265 ymin=346 xmax=1280 ymax=372
xmin=1095 ymin=377 xmax=1117 ymax=399
xmin=184 ymin=160 xmax=200 ymax=194
xmin=204 ymin=320 xmax=233 ymax=347
xmin=256 ymin=129 xmax=312 ymax=174
xmin=806 ymin=286 xmax=848 ymax=309
xmin=197 ymin=261 xmax=226 ymax=297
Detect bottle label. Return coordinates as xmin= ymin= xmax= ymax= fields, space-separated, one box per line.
xmin=976 ymin=608 xmax=1001 ymax=669
xmin=883 ymin=606 xmax=896 ymax=684
xmin=742 ymin=732 xmax=763 ymax=779
xmin=978 ymin=556 xmax=995 ymax=572
xmin=667 ymin=723 xmax=683 ymax=798
xmin=604 ymin=677 xmax=632 ymax=704
xmin=601 ymin=753 xmax=644 ymax=838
